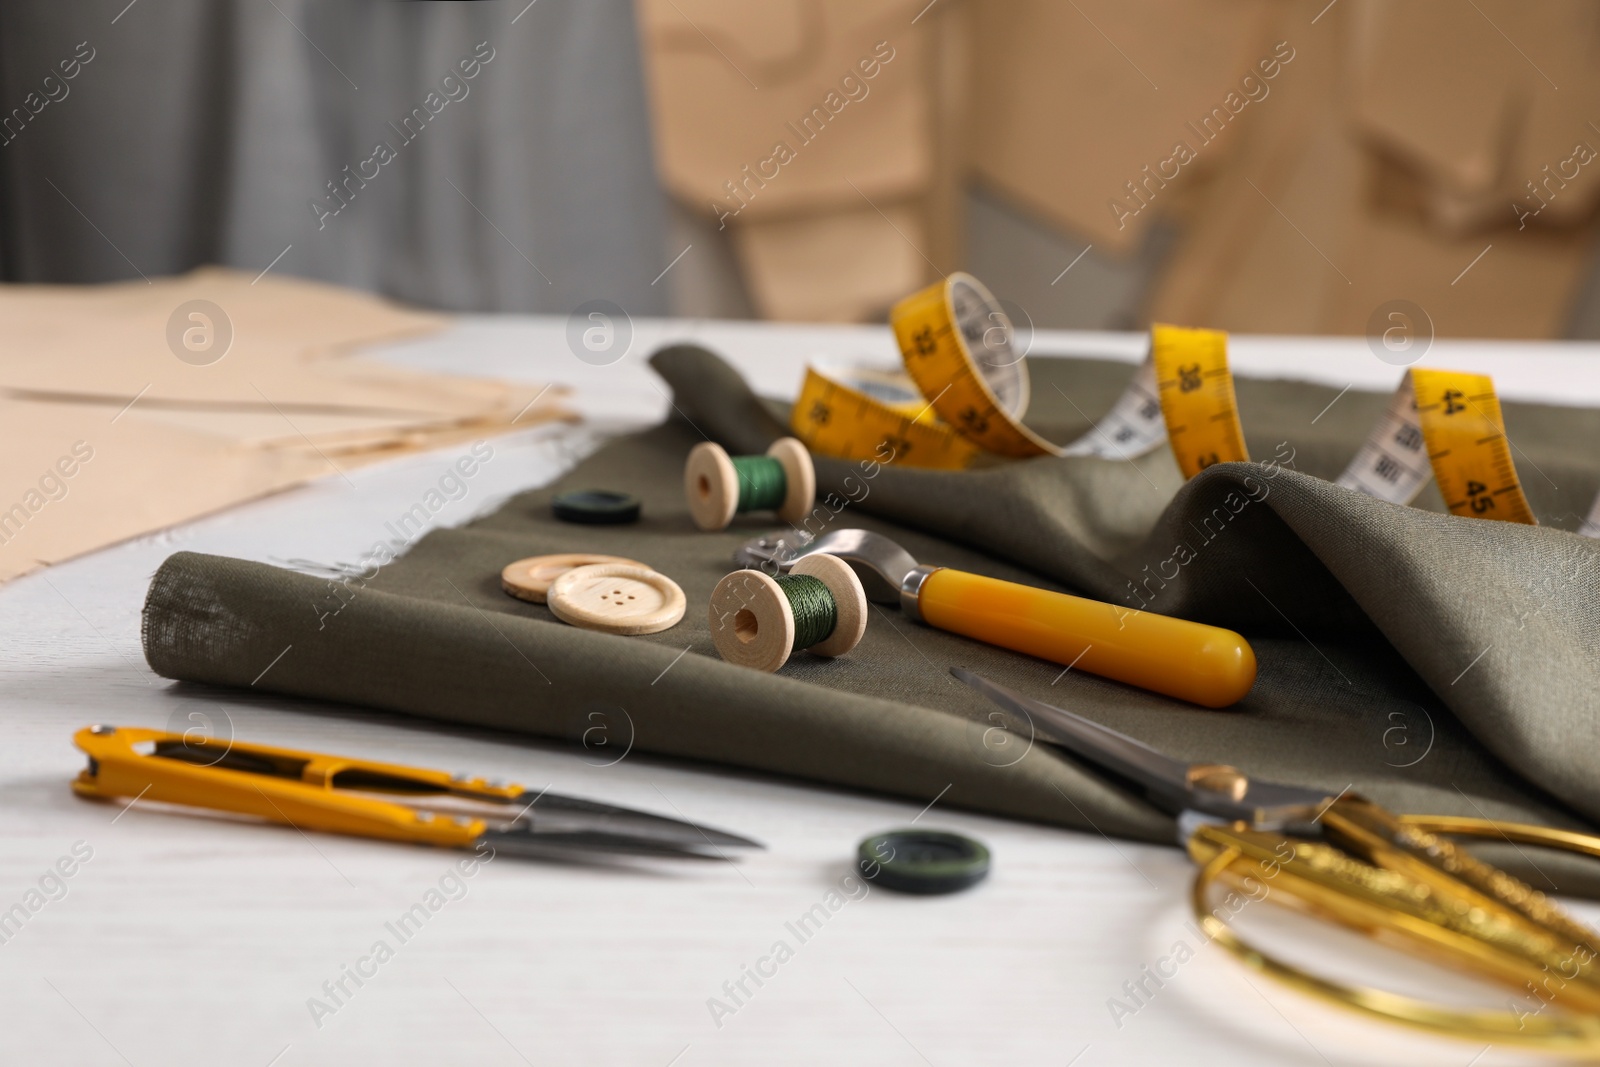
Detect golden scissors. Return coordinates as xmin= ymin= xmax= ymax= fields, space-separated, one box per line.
xmin=955 ymin=669 xmax=1600 ymax=1051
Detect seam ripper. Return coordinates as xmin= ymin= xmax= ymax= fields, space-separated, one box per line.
xmin=735 ymin=528 xmax=1256 ymax=708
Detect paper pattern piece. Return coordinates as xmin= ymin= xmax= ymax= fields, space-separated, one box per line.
xmin=0 ymin=268 xmax=573 ymax=583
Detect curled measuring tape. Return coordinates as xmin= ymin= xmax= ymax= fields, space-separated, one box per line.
xmin=1334 ymin=368 xmax=1536 ymax=525
xmin=890 ymin=272 xmax=1056 ymax=458
xmin=792 ymin=271 xmax=1248 ymax=477
xmin=791 ymin=270 xmax=1586 ymax=535
xmin=793 ymin=362 xmax=984 ymax=471
xmin=1149 ymin=323 xmax=1249 ymax=479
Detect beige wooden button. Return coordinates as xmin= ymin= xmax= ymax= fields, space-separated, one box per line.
xmin=547 ymin=563 xmax=686 ymax=635
xmin=501 ymin=553 xmax=646 ymax=604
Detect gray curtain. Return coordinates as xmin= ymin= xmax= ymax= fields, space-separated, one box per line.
xmin=0 ymin=0 xmax=669 ymax=315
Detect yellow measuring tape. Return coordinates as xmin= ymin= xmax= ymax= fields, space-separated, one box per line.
xmin=794 ymin=273 xmax=1250 ymax=477
xmin=1412 ymin=369 xmax=1536 ymax=525
xmin=1333 ymin=368 xmax=1536 ymax=526
xmin=793 ymin=362 xmax=982 ymax=471
xmin=1150 ymin=323 xmax=1249 ymax=479
xmin=890 ymin=273 xmax=1058 ymax=458
xmin=791 ymin=271 xmax=1546 ymax=531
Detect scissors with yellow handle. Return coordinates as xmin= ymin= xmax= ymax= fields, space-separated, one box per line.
xmin=955 ymin=669 xmax=1600 ymax=1051
xmin=72 ymin=725 xmax=762 ymax=859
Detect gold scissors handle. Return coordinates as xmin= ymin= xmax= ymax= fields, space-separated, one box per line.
xmin=951 ymin=668 xmax=1600 ymax=1050
xmin=1189 ymin=798 xmax=1600 ymax=1050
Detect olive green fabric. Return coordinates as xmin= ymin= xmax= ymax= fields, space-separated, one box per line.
xmin=143 ymin=343 xmax=1600 ymax=893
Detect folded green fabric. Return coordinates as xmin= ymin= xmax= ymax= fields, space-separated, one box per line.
xmin=142 ymin=344 xmax=1600 ymax=893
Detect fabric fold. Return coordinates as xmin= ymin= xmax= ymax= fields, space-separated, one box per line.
xmin=143 ymin=342 xmax=1600 ymax=894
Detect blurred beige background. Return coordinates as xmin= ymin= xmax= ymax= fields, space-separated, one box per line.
xmin=639 ymin=0 xmax=1600 ymax=339
xmin=4 ymin=0 xmax=1596 ymax=340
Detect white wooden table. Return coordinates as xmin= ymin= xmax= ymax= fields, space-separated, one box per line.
xmin=4 ymin=315 xmax=1598 ymax=1067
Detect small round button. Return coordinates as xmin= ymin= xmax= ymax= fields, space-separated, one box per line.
xmin=857 ymin=829 xmax=991 ymax=895
xmin=551 ymin=490 xmax=641 ymax=525
xmin=501 ymin=553 xmax=646 ymax=604
xmin=547 ymin=563 xmax=686 ymax=635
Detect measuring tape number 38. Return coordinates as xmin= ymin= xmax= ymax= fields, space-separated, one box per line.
xmin=793 ymin=272 xmax=1249 ymax=479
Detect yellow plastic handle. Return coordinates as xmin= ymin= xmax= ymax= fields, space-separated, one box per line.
xmin=71 ymin=726 xmax=515 ymax=848
xmin=916 ymin=569 xmax=1256 ymax=707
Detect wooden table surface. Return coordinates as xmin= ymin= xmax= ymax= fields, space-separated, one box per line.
xmin=4 ymin=316 xmax=1598 ymax=1066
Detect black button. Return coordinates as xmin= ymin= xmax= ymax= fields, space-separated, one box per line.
xmin=551 ymin=490 xmax=641 ymax=525
xmin=857 ymin=829 xmax=990 ymax=894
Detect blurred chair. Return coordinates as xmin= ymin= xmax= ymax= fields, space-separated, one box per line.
xmin=636 ymin=0 xmax=969 ymax=323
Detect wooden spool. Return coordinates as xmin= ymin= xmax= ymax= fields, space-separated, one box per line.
xmin=706 ymin=553 xmax=866 ymax=672
xmin=684 ymin=437 xmax=815 ymax=532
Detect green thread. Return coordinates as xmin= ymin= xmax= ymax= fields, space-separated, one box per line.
xmin=730 ymin=455 xmax=787 ymax=513
xmin=776 ymin=574 xmax=837 ymax=649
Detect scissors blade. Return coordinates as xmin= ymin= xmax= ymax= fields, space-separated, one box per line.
xmin=953 ymin=668 xmax=1197 ymax=816
xmin=479 ymin=828 xmax=733 ymax=860
xmin=952 ymin=669 xmax=1330 ymax=827
xmin=500 ymin=790 xmax=764 ymax=855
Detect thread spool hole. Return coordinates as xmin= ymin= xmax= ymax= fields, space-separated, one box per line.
xmin=734 ymin=609 xmax=759 ymax=643
xmin=697 ymin=475 xmax=711 ymax=500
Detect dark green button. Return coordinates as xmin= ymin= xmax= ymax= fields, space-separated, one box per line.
xmin=857 ymin=829 xmax=990 ymax=894
xmin=551 ymin=490 xmax=641 ymax=525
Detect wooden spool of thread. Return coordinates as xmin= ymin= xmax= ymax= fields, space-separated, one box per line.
xmin=708 ymin=554 xmax=867 ymax=672
xmin=684 ymin=437 xmax=815 ymax=532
